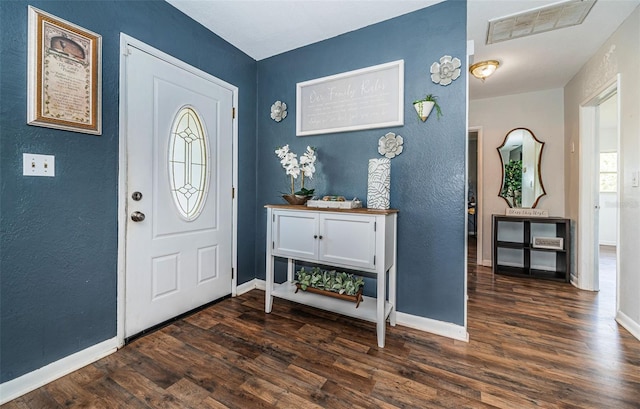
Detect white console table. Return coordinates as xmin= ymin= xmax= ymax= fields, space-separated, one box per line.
xmin=265 ymin=204 xmax=398 ymax=347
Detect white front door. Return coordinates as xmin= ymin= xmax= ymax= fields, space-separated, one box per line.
xmin=124 ymin=44 xmax=234 ymax=338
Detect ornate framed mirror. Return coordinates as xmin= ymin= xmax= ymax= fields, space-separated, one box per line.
xmin=497 ymin=128 xmax=546 ymax=208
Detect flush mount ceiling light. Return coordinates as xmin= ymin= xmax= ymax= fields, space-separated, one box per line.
xmin=487 ymin=0 xmax=597 ymax=44
xmin=469 ymin=60 xmax=500 ymax=81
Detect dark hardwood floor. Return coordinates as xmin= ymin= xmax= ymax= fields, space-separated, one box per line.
xmin=4 ymin=242 xmax=639 ymax=408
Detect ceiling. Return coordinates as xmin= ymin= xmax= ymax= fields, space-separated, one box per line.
xmin=166 ymin=0 xmax=639 ymax=100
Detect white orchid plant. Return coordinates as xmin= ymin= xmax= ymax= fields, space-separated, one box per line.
xmin=275 ymin=145 xmax=317 ymax=196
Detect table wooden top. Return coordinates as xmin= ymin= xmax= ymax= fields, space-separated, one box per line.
xmin=265 ymin=204 xmax=398 ymax=215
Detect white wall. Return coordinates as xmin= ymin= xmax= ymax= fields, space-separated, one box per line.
xmin=564 ymin=6 xmax=640 ymax=338
xmin=599 ymin=192 xmax=617 ymax=245
xmin=469 ymin=88 xmax=565 ymax=264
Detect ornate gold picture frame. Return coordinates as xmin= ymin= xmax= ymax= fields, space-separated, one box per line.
xmin=27 ymin=6 xmax=102 ymax=135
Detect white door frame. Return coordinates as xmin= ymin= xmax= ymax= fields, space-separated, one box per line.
xmin=577 ymin=74 xmax=620 ymax=295
xmin=117 ymin=34 xmax=238 ymax=347
xmin=468 ymin=126 xmax=483 ymax=266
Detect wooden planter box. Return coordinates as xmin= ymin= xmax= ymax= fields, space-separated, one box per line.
xmin=295 ymin=284 xmax=363 ymax=308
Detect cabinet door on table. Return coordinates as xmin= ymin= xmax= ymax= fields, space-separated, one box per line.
xmin=272 ymin=211 xmax=319 ymax=259
xmin=319 ymin=214 xmax=376 ymax=271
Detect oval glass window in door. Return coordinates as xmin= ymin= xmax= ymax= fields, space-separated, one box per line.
xmin=168 ymin=106 xmax=209 ymax=220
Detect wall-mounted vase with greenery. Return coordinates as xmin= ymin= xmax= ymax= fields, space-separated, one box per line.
xmin=413 ymin=94 xmax=443 ymax=121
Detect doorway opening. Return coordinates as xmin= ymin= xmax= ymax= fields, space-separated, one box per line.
xmin=577 ymin=75 xmax=620 ymax=318
xmin=468 ymin=127 xmax=483 ymax=266
xmin=596 ymin=93 xmax=618 ymax=309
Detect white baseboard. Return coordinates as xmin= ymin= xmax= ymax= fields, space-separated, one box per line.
xmin=236 ymin=278 xmax=258 ymax=295
xmin=482 ymin=259 xmax=492 ymax=267
xmin=0 ymin=337 xmax=118 ymax=405
xmin=255 ymin=279 xmax=266 ymax=290
xmin=236 ymin=278 xmax=266 ymax=296
xmin=616 ymin=310 xmax=640 ymax=341
xmin=395 ymin=312 xmax=469 ymax=342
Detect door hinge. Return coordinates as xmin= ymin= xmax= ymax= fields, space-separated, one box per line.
xmin=124 ymin=46 xmax=132 ymax=56
xmin=373 ymin=255 xmax=376 ymax=265
xmin=232 ymin=187 xmax=235 ymax=199
xmin=231 ymin=268 xmax=234 ymax=279
xmin=374 ymin=221 xmax=377 ymax=232
xmin=232 ymin=107 xmax=236 ymax=119
xmin=272 ymin=241 xmax=275 ymax=249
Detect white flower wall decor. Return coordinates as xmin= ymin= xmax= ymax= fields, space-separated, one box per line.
xmin=378 ymin=132 xmax=404 ymax=159
xmin=270 ymin=101 xmax=287 ymax=122
xmin=430 ymin=55 xmax=461 ymax=86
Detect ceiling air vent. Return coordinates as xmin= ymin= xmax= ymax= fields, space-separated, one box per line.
xmin=487 ymin=0 xmax=597 ymax=44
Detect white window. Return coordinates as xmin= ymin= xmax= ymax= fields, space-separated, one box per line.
xmin=599 ymin=152 xmax=617 ymax=193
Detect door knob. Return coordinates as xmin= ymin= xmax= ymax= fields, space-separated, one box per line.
xmin=131 ymin=211 xmax=145 ymax=222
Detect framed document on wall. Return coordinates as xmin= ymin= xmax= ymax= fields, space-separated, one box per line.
xmin=296 ymin=60 xmax=404 ymax=136
xmin=27 ymin=6 xmax=102 ymax=135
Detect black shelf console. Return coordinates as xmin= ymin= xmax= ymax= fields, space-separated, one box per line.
xmin=492 ymin=215 xmax=571 ymax=282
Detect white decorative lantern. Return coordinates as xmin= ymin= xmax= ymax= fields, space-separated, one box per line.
xmin=367 ymin=158 xmax=391 ymax=210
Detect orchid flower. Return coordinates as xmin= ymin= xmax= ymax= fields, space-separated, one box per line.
xmin=275 ymin=145 xmax=317 ymax=195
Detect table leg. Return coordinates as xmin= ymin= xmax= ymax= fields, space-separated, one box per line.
xmin=287 ymin=259 xmax=295 ymax=283
xmin=265 ymin=255 xmax=274 ymax=313
xmin=376 ymin=268 xmax=386 ymax=348
xmin=388 ymin=265 xmax=397 ymax=326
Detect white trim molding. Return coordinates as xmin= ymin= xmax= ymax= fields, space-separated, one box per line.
xmin=0 ymin=337 xmax=117 ymax=405
xmin=396 ymin=312 xmax=469 ymax=342
xmin=577 ymin=75 xmax=620 ymax=291
xmin=616 ymin=310 xmax=640 ymax=341
xmin=237 ymin=278 xmax=265 ymax=296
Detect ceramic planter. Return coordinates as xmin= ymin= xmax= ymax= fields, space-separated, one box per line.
xmin=413 ymin=100 xmax=435 ymax=121
xmin=282 ymin=194 xmax=310 ymax=205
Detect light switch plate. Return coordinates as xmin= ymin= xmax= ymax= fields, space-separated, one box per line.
xmin=23 ymin=153 xmax=55 ymax=177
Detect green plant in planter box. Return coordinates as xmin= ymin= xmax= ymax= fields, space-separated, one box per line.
xmin=295 ymin=267 xmax=364 ymax=296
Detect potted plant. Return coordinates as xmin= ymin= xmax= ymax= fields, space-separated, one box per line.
xmin=274 ymin=145 xmax=317 ymax=205
xmin=413 ymin=94 xmax=443 ymax=121
xmin=294 ymin=267 xmax=365 ymax=308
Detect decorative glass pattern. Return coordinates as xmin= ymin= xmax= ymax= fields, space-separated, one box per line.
xmin=169 ymin=107 xmax=208 ymax=220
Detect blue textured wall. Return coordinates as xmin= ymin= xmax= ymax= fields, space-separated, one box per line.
xmin=256 ymin=1 xmax=467 ymax=324
xmin=0 ymin=0 xmax=257 ymax=383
